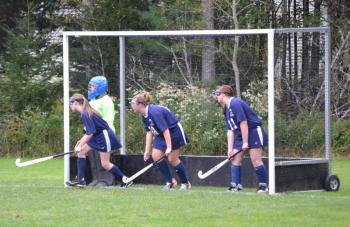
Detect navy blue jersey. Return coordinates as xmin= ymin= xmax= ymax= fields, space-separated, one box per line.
xmin=142 ymin=104 xmax=179 ymax=137
xmin=225 ymin=98 xmax=262 ymax=138
xmin=82 ymin=110 xmax=110 ymax=135
xmin=82 ymin=110 xmax=122 ymax=152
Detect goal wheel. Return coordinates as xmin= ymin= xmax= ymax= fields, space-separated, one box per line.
xmin=324 ymin=175 xmax=340 ymax=192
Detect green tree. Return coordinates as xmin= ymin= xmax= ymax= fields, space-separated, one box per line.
xmin=0 ymin=8 xmax=61 ymax=115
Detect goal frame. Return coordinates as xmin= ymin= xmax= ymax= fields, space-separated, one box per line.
xmin=62 ymin=27 xmax=331 ymax=194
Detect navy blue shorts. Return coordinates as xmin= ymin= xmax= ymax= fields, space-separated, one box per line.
xmin=87 ymin=129 xmax=122 ymax=152
xmin=233 ymin=126 xmax=267 ymax=151
xmin=153 ymin=123 xmax=189 ymax=151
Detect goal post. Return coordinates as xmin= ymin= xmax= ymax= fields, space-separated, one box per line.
xmin=267 ymin=29 xmax=275 ymax=194
xmin=62 ymin=27 xmax=331 ymax=194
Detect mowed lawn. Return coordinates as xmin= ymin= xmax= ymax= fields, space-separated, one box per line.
xmin=0 ymin=157 xmax=349 ymax=227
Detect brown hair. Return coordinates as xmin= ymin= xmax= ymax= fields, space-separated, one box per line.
xmin=70 ymin=93 xmax=100 ymax=118
xmin=217 ymin=85 xmax=234 ymax=97
xmin=216 ymin=85 xmax=234 ymax=114
xmin=132 ymin=91 xmax=152 ymax=105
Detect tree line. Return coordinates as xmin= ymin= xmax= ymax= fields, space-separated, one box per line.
xmin=0 ymin=0 xmax=349 ymax=156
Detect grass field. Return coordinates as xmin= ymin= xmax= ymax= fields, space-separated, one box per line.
xmin=0 ymin=158 xmax=349 ymax=227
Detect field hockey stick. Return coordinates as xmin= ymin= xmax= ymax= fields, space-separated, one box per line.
xmin=15 ymin=151 xmax=74 ymax=167
xmin=122 ymin=157 xmax=166 ymax=184
xmin=197 ymin=150 xmax=242 ymax=179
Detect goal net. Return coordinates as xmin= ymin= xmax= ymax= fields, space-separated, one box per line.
xmin=63 ymin=28 xmax=331 ymax=194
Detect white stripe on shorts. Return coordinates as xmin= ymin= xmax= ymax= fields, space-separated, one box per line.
xmin=177 ymin=122 xmax=188 ymax=144
xmin=102 ymin=129 xmax=111 ymax=152
xmin=257 ymin=126 xmax=263 ymax=146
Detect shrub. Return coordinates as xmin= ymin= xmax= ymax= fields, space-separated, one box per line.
xmin=1 ymin=83 xmax=349 ymax=158
xmin=242 ymin=78 xmax=269 ymax=120
xmin=121 ymin=83 xmax=227 ymax=155
xmin=332 ymin=119 xmax=350 ymax=155
xmin=275 ymin=112 xmax=325 ymax=157
xmin=0 ymin=100 xmax=83 ymax=157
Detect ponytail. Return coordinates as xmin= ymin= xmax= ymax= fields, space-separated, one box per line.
xmin=70 ymin=93 xmax=100 ymax=118
xmin=132 ymin=91 xmax=152 ymax=105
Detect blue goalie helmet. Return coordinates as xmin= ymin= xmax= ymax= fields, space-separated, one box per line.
xmin=88 ymin=76 xmax=108 ymax=100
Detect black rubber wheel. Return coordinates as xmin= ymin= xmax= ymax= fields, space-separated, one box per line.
xmin=324 ymin=175 xmax=340 ymax=192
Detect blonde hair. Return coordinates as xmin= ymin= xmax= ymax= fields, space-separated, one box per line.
xmin=70 ymin=93 xmax=100 ymax=118
xmin=132 ymin=91 xmax=152 ymax=105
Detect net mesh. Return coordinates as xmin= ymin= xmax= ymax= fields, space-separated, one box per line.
xmin=274 ymin=31 xmax=326 ymax=159
xmin=67 ymin=31 xmax=327 ymax=160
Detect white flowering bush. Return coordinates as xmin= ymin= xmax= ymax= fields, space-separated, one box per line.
xmin=123 ymin=83 xmax=227 ymax=155
xmin=155 ymin=83 xmax=227 ymax=155
xmin=242 ymin=79 xmax=268 ymax=119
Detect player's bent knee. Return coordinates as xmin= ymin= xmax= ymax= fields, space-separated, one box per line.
xmin=231 ymin=154 xmax=243 ymax=165
xmin=77 ymin=153 xmax=86 ymax=158
xmin=251 ymin=159 xmax=263 ymax=167
xmin=152 ymin=154 xmax=163 ymax=162
xmin=168 ymin=158 xmax=180 ymax=166
xmin=101 ymin=161 xmax=112 ymax=170
xmin=152 ymin=149 xmax=164 ymax=161
xmin=232 ymin=161 xmax=242 ymax=166
xmin=167 ymin=150 xmax=181 ymax=166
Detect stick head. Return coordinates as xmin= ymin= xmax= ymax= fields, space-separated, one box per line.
xmin=122 ymin=176 xmax=129 ymax=183
xmin=15 ymin=158 xmax=22 ymax=167
xmin=197 ymin=171 xmax=204 ymax=179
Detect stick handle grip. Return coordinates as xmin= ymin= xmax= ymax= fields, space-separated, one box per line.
xmin=228 ymin=150 xmax=242 ymax=161
xmin=53 ymin=151 xmax=74 ymax=158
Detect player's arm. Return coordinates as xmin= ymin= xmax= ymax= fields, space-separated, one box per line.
xmin=240 ymin=120 xmax=249 ymax=151
xmin=78 ymin=112 xmax=95 ymax=152
xmin=75 ymin=134 xmax=93 ymax=152
xmin=144 ymin=131 xmax=153 ymax=161
xmin=227 ymin=130 xmax=235 ymax=158
xmin=163 ymin=128 xmax=172 ymax=155
xmin=232 ymin=101 xmax=248 ymax=151
xmin=152 ymin=109 xmax=171 ymax=155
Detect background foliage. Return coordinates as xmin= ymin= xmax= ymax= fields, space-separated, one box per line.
xmin=0 ymin=0 xmax=349 ymax=157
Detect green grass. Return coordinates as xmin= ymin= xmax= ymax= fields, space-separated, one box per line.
xmin=0 ymin=158 xmax=349 ymax=227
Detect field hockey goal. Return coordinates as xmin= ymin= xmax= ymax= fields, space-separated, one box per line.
xmin=63 ymin=27 xmax=337 ymax=194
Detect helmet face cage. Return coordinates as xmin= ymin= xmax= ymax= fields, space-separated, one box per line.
xmin=88 ymin=76 xmax=108 ymax=100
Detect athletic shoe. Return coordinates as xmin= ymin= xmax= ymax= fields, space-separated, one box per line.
xmin=257 ymin=184 xmax=269 ymax=193
xmin=120 ymin=181 xmax=133 ymax=188
xmin=179 ymin=181 xmax=192 ymax=190
xmin=228 ymin=183 xmax=242 ymax=192
xmin=66 ymin=179 xmax=86 ymax=188
xmin=162 ymin=182 xmax=175 ymax=190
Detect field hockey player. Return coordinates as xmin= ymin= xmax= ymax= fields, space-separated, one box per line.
xmin=214 ymin=85 xmax=268 ymax=193
xmin=130 ymin=91 xmax=191 ymax=190
xmin=66 ymin=93 xmax=131 ymax=188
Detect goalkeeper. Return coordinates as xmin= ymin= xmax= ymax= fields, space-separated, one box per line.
xmin=87 ymin=76 xmax=122 ymax=186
